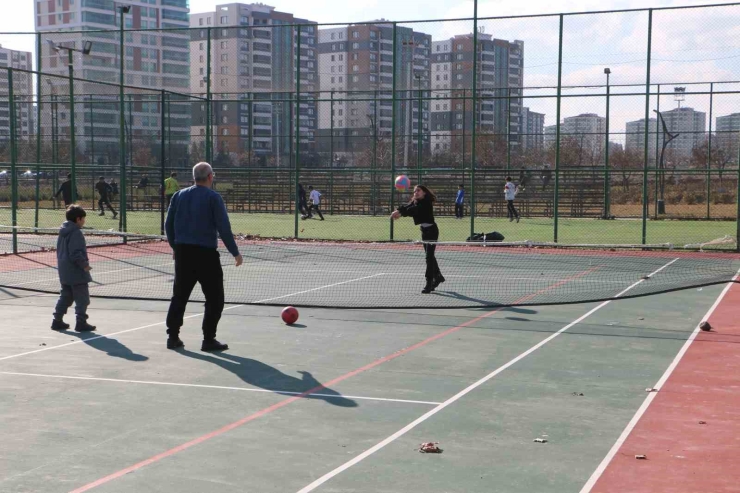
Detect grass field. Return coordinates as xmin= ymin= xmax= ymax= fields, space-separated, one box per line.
xmin=2 ymin=206 xmax=737 ymax=247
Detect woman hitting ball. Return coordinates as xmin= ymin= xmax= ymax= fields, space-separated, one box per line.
xmin=390 ymin=185 xmax=445 ymax=294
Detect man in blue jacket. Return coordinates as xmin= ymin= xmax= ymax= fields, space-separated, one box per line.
xmin=455 ymin=184 xmax=465 ymax=219
xmin=165 ymin=162 xmax=243 ymax=352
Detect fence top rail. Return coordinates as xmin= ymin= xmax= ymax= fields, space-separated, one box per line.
xmin=0 ymin=2 xmax=737 ymax=35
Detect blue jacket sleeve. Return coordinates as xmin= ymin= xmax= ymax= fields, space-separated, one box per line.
xmin=165 ymin=191 xmax=177 ymax=249
xmin=212 ymin=193 xmax=240 ymax=257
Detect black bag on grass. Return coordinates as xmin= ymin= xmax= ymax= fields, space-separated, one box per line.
xmin=466 ymin=231 xmax=505 ymax=242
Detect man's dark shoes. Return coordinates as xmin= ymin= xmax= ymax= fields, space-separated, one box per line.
xmin=167 ymin=337 xmax=184 ymax=350
xmin=51 ymin=319 xmax=69 ymax=331
xmin=433 ymin=275 xmax=446 ymax=289
xmin=201 ymin=339 xmax=229 ymax=352
xmin=74 ymin=321 xmax=96 ymax=332
xmin=421 ymin=282 xmax=434 ymax=294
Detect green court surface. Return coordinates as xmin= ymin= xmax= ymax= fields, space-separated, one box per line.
xmin=2 ymin=207 xmax=737 ymax=245
xmin=0 ymin=275 xmax=726 ymax=492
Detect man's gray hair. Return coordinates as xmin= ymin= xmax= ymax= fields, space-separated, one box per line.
xmin=193 ymin=162 xmax=213 ymax=183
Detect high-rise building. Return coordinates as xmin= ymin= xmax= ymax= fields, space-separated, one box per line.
xmin=317 ymin=23 xmax=431 ymax=165
xmin=716 ymin=112 xmax=740 ymax=164
xmin=0 ymin=45 xmax=33 ymax=142
xmin=429 ymin=34 xmax=524 ymax=155
xmin=35 ymin=0 xmax=191 ymax=165
xmin=625 ymin=118 xmax=659 ymax=161
xmin=520 ymin=107 xmax=544 ymax=152
xmin=545 ymin=113 xmax=606 ymax=164
xmin=626 ymin=108 xmax=706 ymax=164
xmin=191 ymin=3 xmax=318 ymax=165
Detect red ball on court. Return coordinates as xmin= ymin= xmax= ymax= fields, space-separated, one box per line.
xmin=281 ymin=306 xmax=299 ymax=325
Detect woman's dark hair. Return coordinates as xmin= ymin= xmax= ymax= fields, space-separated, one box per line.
xmin=66 ymin=204 xmax=87 ymax=222
xmin=412 ymin=185 xmax=436 ymax=203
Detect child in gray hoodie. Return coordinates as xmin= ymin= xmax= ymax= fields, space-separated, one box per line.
xmin=51 ymin=205 xmax=96 ymax=332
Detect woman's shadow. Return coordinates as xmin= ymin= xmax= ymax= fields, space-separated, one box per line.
xmin=177 ymin=350 xmax=357 ymax=408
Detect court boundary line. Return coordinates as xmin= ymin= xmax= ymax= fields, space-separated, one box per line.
xmin=0 ymin=371 xmax=441 ymax=406
xmin=293 ymin=258 xmax=678 ymax=493
xmin=0 ymin=273 xmax=381 ymax=363
xmin=578 ymin=269 xmax=740 ymax=493
xmin=64 ymin=266 xmax=601 ymax=493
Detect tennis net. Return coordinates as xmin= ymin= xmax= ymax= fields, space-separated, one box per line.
xmin=1 ymin=225 xmax=738 ymax=309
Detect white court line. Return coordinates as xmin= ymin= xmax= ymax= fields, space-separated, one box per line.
xmin=578 ymin=269 xmax=740 ymax=493
xmin=5 ymin=261 xmax=174 ymax=287
xmin=294 ymin=258 xmax=679 ymax=493
xmin=0 ymin=273 xmax=382 ymax=362
xmin=0 ymin=371 xmax=441 ymax=406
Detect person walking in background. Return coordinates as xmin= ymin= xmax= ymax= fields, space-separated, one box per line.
xmin=518 ymin=166 xmax=528 ymax=191
xmin=504 ymin=176 xmax=520 ymax=223
xmin=165 ymin=162 xmax=243 ymax=352
xmin=304 ymin=185 xmax=324 ymax=221
xmin=455 ymin=184 xmax=465 ymax=219
xmin=164 ymin=172 xmax=180 ymax=210
xmin=54 ymin=173 xmax=79 ymax=207
xmin=95 ymin=176 xmax=117 ymax=218
xmin=541 ymin=164 xmax=552 ymax=191
xmin=297 ymin=183 xmax=309 ymax=217
xmin=51 ymin=205 xmax=96 ymax=333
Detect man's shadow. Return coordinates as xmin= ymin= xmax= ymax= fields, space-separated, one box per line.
xmin=178 ymin=350 xmax=357 ymax=408
xmin=67 ymin=331 xmax=149 ymax=362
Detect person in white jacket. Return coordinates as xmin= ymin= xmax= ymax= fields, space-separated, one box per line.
xmin=504 ymin=176 xmax=519 ymax=223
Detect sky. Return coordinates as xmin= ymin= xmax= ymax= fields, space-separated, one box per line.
xmin=1 ymin=0 xmax=739 ymax=138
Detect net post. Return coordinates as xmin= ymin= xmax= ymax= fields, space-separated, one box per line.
xmin=34 ymin=33 xmax=42 ymax=229
xmin=553 ymin=14 xmax=564 ymax=243
xmin=9 ymin=68 xmax=18 ymax=253
xmin=641 ymin=9 xmax=653 ymax=245
xmin=707 ymin=82 xmax=714 ymax=220
xmin=294 ymin=25 xmax=302 ymax=239
xmin=390 ymin=22 xmax=398 ymax=241
xmin=206 ymin=27 xmax=212 ymax=164
xmin=160 ymin=89 xmax=166 ymax=236
xmin=68 ymin=49 xmax=77 ymax=204
xmin=89 ymin=94 xmax=94 ymax=211
xmin=470 ymin=1 xmax=479 ymax=242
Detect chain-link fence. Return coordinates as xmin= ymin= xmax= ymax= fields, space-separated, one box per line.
xmin=1 ymin=4 xmax=739 ymax=251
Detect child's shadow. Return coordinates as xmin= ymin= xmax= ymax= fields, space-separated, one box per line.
xmin=68 ymin=331 xmax=148 ymax=362
xmin=178 ymin=350 xmax=357 ymax=408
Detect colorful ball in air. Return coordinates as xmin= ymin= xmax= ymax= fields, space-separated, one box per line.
xmin=281 ymin=306 xmax=299 ymax=325
xmin=395 ymin=175 xmax=410 ymax=191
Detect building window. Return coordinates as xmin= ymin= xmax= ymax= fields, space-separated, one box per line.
xmin=352 ymin=53 xmax=358 ymax=61
xmin=222 ymin=116 xmax=228 ymax=124
xmin=370 ymin=31 xmax=377 ymax=39
xmin=338 ymin=54 xmax=344 ymax=61
xmin=221 ymin=41 xmax=228 ymax=49
xmin=352 ymin=65 xmax=359 ymax=72
xmin=370 ymin=75 xmax=377 ymax=82
xmin=331 ymin=55 xmax=335 ymax=62
xmin=199 ymin=18 xmax=204 ymax=26
xmin=221 ymin=54 xmax=228 ymax=61
xmin=222 ymin=129 xmax=229 ymax=136
xmin=352 ymin=31 xmax=359 ymax=38
xmin=221 ymin=67 xmax=229 ymax=74
xmin=352 ymin=42 xmax=360 ymax=50
xmin=352 ymin=75 xmax=359 ymax=82
xmin=221 ymin=16 xmax=228 ymax=24
xmin=331 ymin=33 xmax=336 ymax=40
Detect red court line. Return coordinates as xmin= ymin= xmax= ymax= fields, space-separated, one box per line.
xmin=68 ymin=266 xmax=599 ymax=493
xmin=589 ymin=282 xmax=740 ymax=493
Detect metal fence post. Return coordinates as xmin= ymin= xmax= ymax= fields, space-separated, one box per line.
xmin=470 ymin=1 xmax=479 ymax=241
xmin=641 ymin=9 xmax=653 ymax=245
xmin=330 ymin=89 xmax=334 ymax=215
xmin=294 ymin=25 xmax=302 ymax=239
xmin=390 ymin=23 xmax=398 ymax=241
xmin=654 ymin=84 xmax=660 ymax=218
xmin=707 ymin=82 xmax=714 ymax=220
xmin=507 ymin=87 xmax=512 ymax=172
xmin=736 ymin=128 xmax=740 ymax=250
xmin=119 ymin=8 xmax=127 ymax=233
xmin=160 ymin=89 xmax=166 ymax=235
xmin=68 ymin=50 xmax=77 ymax=203
xmin=604 ymin=74 xmax=610 ymax=219
xmin=206 ymin=27 xmax=212 ymax=164
xmin=8 ymin=69 xmax=18 ymax=252
xmin=554 ymin=14 xmax=564 ymax=243
xmin=34 ymin=33 xmax=42 ymax=229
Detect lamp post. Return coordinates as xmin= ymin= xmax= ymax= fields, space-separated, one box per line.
xmin=604 ymin=67 xmax=611 ymax=219
xmin=47 ymin=40 xmax=93 ymax=204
